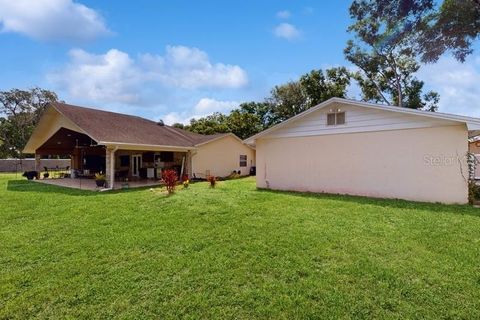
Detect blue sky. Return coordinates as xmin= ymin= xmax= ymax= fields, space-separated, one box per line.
xmin=0 ymin=0 xmax=479 ymax=123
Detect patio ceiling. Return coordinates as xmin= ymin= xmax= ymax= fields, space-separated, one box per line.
xmin=36 ymin=127 xmax=99 ymax=155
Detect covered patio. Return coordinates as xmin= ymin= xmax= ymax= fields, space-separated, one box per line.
xmin=31 ymin=127 xmax=192 ymax=190
xmin=23 ymin=101 xmax=254 ymax=191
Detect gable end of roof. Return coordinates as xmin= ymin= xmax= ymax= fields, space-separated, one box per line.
xmin=245 ymin=98 xmax=480 ymax=143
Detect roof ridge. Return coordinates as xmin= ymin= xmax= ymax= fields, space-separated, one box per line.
xmin=52 ymin=102 xmax=156 ymax=123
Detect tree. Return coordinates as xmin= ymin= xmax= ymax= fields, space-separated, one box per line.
xmin=420 ymin=0 xmax=480 ymax=62
xmin=269 ymin=81 xmax=308 ymax=122
xmin=345 ymin=0 xmax=439 ymax=110
xmin=270 ymin=67 xmax=352 ymax=122
xmin=182 ymin=109 xmax=263 ymax=140
xmin=183 ymin=67 xmax=352 ymax=138
xmin=348 ymin=0 xmax=480 ymax=63
xmin=299 ymin=67 xmax=351 ymax=106
xmin=172 ymin=123 xmax=185 ymax=129
xmin=238 ymin=101 xmax=276 ymax=130
xmin=226 ymin=110 xmax=263 ymax=140
xmin=186 ymin=112 xmax=230 ymax=135
xmin=0 ymin=88 xmax=60 ymax=158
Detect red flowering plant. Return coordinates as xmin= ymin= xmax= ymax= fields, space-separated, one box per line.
xmin=162 ymin=169 xmax=178 ymax=194
xmin=207 ymin=175 xmax=216 ymax=188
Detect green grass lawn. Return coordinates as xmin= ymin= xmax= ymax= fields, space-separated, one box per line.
xmin=1 ymin=174 xmax=480 ymax=319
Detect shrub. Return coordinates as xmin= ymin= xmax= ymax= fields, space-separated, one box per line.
xmin=94 ymin=172 xmax=105 ymax=181
xmin=468 ymin=181 xmax=480 ymax=204
xmin=162 ymin=169 xmax=178 ymax=194
xmin=207 ymin=175 xmax=216 ymax=188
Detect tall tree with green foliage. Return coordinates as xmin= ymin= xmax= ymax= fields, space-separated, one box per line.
xmin=345 ymin=0 xmax=439 ymax=110
xmin=346 ymin=0 xmax=480 ymax=62
xmin=420 ymin=0 xmax=480 ymax=62
xmin=237 ymin=101 xmax=276 ymax=130
xmin=0 ymin=88 xmax=60 ymax=158
xmin=269 ymin=81 xmax=309 ymax=122
xmin=300 ymin=67 xmax=351 ymax=106
xmin=182 ymin=110 xmax=263 ymax=140
xmin=226 ymin=110 xmax=263 ymax=140
xmin=186 ymin=113 xmax=230 ymax=136
xmin=184 ymin=67 xmax=350 ymax=139
xmin=183 ymin=67 xmax=352 ymax=138
xmin=270 ymin=67 xmax=351 ymax=122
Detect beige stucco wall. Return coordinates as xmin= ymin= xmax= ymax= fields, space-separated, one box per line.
xmin=192 ymin=135 xmax=255 ymax=178
xmin=256 ymin=125 xmax=469 ymax=204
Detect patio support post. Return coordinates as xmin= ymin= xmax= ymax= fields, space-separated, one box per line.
xmin=105 ymin=146 xmax=117 ymax=189
xmin=34 ymin=153 xmax=41 ymax=172
xmin=185 ymin=151 xmax=193 ymax=179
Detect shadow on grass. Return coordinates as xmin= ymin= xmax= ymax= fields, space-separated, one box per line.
xmin=6 ymin=179 xmax=100 ymax=196
xmin=256 ymin=187 xmax=480 ymax=218
xmin=6 ymin=179 xmax=156 ymax=197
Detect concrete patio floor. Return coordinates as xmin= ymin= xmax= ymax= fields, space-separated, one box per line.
xmin=34 ymin=178 xmax=163 ymax=191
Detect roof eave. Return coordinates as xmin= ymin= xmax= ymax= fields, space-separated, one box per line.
xmin=245 ymin=97 xmax=480 ymax=142
xmin=98 ymin=141 xmax=197 ymax=152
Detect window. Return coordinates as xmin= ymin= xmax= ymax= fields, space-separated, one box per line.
xmin=327 ymin=113 xmax=336 ymax=126
xmin=326 ymin=111 xmax=346 ymax=126
xmin=240 ymin=155 xmax=247 ymax=167
xmin=336 ymin=112 xmax=345 ymax=125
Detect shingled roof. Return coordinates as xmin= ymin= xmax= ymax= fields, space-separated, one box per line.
xmin=52 ymin=102 xmax=230 ymax=148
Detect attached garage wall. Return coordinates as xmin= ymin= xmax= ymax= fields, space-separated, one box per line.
xmin=256 ymin=125 xmax=468 ymax=204
xmin=192 ymin=135 xmax=255 ymax=178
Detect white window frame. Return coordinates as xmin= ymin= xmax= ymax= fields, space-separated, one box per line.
xmin=239 ymin=155 xmax=247 ymax=167
xmin=326 ymin=110 xmax=346 ymax=126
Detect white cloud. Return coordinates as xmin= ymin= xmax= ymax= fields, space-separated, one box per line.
xmin=0 ymin=0 xmax=110 ymax=42
xmin=274 ymin=23 xmax=301 ymax=41
xmin=48 ymin=49 xmax=141 ymax=104
xmin=163 ymin=112 xmax=190 ymax=125
xmin=419 ymin=56 xmax=480 ymax=117
xmin=163 ymin=98 xmax=239 ymax=125
xmin=48 ymin=46 xmax=248 ymax=104
xmin=140 ymin=45 xmax=248 ymax=89
xmin=194 ymin=98 xmax=239 ymax=113
xmin=276 ymin=10 xmax=291 ymax=19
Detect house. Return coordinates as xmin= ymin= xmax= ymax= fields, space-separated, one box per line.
xmin=23 ymin=102 xmax=255 ymax=188
xmin=245 ymin=98 xmax=480 ymax=204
